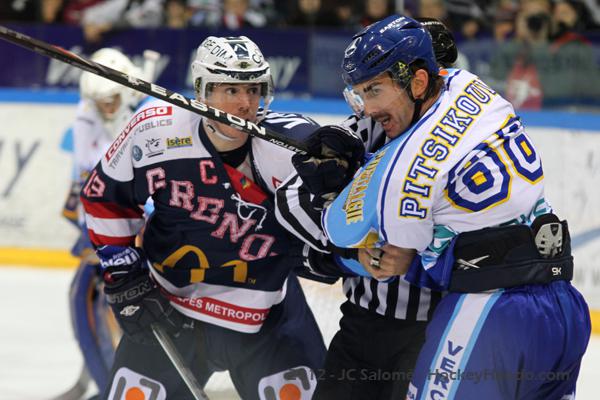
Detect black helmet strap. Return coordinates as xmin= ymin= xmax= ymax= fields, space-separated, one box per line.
xmin=403 ymin=68 xmax=437 ymax=126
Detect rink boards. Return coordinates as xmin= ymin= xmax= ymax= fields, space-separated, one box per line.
xmin=0 ymin=91 xmax=599 ymax=332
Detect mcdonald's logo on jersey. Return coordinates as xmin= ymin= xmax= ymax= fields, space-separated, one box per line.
xmin=258 ymin=366 xmax=316 ymax=400
xmin=108 ymin=367 xmax=166 ymax=400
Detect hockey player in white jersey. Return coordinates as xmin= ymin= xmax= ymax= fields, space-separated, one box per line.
xmin=275 ymin=19 xmax=461 ymax=400
xmin=289 ymin=14 xmax=591 ymax=400
xmin=81 ymin=36 xmax=327 ymax=399
xmin=62 ymin=47 xmax=154 ymax=394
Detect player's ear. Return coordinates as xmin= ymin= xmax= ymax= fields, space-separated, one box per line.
xmin=411 ymin=69 xmax=430 ymax=100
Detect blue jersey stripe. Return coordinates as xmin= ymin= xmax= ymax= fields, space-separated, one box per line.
xmin=447 ymin=290 xmax=504 ymax=399
xmin=421 ymin=293 xmax=468 ymax=400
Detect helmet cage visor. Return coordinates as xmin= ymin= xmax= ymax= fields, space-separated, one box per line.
xmin=342 ymin=61 xmax=413 ymax=117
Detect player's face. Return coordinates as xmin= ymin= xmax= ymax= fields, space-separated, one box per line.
xmin=95 ymin=94 xmax=122 ymax=121
xmin=352 ymin=73 xmax=414 ymax=139
xmin=205 ymin=83 xmax=262 ymax=142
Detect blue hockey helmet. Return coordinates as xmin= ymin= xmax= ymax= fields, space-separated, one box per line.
xmin=341 ymin=15 xmax=438 ymax=87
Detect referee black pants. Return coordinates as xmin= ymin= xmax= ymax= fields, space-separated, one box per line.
xmin=313 ymin=300 xmax=429 ymax=400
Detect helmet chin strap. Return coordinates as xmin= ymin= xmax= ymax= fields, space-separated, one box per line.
xmin=203 ymin=119 xmax=237 ymax=142
xmin=410 ymin=98 xmax=423 ymax=126
xmin=405 ymin=74 xmax=436 ymax=126
xmin=405 ymin=85 xmax=424 ymax=127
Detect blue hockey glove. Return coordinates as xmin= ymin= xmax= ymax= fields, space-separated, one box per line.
xmin=98 ymin=246 xmax=189 ymax=345
xmin=292 ymin=125 xmax=365 ymax=210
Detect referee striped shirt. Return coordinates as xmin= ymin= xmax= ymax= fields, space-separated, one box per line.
xmin=275 ymin=115 xmax=441 ymax=322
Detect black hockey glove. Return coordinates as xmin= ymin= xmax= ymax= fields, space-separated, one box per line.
xmin=98 ymin=246 xmax=189 ymax=345
xmin=292 ymin=125 xmax=365 ymax=210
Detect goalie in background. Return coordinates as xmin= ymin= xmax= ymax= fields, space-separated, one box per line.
xmin=61 ymin=47 xmax=158 ymax=395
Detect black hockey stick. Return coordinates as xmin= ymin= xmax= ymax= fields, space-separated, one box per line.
xmin=152 ymin=324 xmax=210 ymax=400
xmin=0 ymin=25 xmax=308 ymax=155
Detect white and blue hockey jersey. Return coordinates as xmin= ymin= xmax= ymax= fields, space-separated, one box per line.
xmin=323 ymin=69 xmax=552 ymax=288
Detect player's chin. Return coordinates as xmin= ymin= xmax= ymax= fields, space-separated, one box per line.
xmin=223 ymin=127 xmax=249 ymax=140
xmin=384 ymin=126 xmax=402 ymax=139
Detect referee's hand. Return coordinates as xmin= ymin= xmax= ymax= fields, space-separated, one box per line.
xmin=358 ymin=244 xmax=416 ymax=281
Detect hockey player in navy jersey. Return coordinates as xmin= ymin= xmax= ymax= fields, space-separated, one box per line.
xmin=289 ymin=14 xmax=591 ymax=400
xmin=62 ymin=47 xmax=153 ymax=394
xmin=80 ymin=36 xmax=327 ymax=399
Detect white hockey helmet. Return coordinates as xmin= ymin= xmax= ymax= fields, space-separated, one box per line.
xmin=79 ymin=48 xmax=142 ymax=121
xmin=191 ymin=36 xmax=274 ymax=110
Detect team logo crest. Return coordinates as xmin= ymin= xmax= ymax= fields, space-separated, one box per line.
xmin=395 ymin=61 xmax=410 ymax=81
xmin=132 ymin=145 xmax=143 ymax=161
xmin=145 ymin=138 xmax=164 ymax=157
xmin=344 ymin=37 xmax=361 ymax=58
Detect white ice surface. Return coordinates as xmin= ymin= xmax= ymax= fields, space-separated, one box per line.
xmin=0 ymin=266 xmax=598 ymax=399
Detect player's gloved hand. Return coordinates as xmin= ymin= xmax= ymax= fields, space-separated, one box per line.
xmin=97 ymin=246 xmax=189 ymax=345
xmin=292 ymin=125 xmax=365 ymax=210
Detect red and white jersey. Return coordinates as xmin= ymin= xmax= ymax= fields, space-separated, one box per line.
xmin=81 ymin=98 xmax=320 ymax=333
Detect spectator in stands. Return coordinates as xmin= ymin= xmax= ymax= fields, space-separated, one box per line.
xmin=490 ymin=0 xmax=552 ymax=109
xmin=418 ymin=0 xmax=448 ymax=22
xmin=187 ymin=0 xmax=267 ymax=29
xmin=286 ymin=0 xmax=340 ymax=27
xmin=490 ymin=0 xmax=600 ymax=108
xmin=59 ymin=0 xmax=106 ymax=25
xmin=551 ymin=0 xmax=590 ymax=43
xmin=360 ymin=0 xmax=391 ymax=27
xmin=41 ymin=0 xmax=66 ymax=23
xmin=81 ymin=0 xmax=165 ymax=43
xmin=419 ymin=0 xmax=489 ymax=40
xmin=331 ymin=0 xmax=360 ymax=29
xmin=221 ymin=0 xmax=267 ymax=30
xmin=164 ymin=0 xmax=191 ymax=28
xmin=492 ymin=0 xmax=518 ymax=42
xmin=188 ymin=0 xmax=220 ymax=27
xmin=547 ymin=0 xmax=600 ymax=102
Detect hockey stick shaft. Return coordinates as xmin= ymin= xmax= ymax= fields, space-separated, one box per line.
xmin=152 ymin=323 xmax=210 ymax=400
xmin=0 ymin=25 xmax=308 ymax=155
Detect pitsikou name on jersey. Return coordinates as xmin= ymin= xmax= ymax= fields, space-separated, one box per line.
xmin=167 ymin=136 xmax=193 ymax=149
xmin=105 ymin=106 xmax=173 ymax=161
xmin=399 ymin=79 xmax=497 ymax=220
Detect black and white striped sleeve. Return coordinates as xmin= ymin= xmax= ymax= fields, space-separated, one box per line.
xmin=274 ymin=114 xmax=386 ymax=252
xmin=339 ymin=114 xmax=387 ymax=153
xmin=275 ymin=173 xmax=329 ymax=253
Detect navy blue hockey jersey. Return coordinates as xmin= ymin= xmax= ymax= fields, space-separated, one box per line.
xmin=81 ymin=99 xmax=319 ymax=333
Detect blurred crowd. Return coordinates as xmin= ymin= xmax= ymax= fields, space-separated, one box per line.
xmin=1 ymin=0 xmax=599 ymax=108
xmin=1 ymin=0 xmax=599 ymax=42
